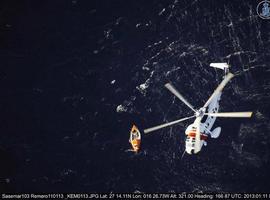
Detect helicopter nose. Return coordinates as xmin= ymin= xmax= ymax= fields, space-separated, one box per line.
xmin=185 ymin=148 xmax=196 ymax=155
xmin=185 ymin=146 xmax=193 ymax=154
xmin=186 ymin=150 xmax=191 ymax=154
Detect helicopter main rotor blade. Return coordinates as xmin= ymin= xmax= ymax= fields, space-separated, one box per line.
xmin=144 ymin=115 xmax=195 ymax=134
xmin=194 ymin=117 xmax=201 ymax=154
xmin=165 ymin=83 xmax=196 ymax=112
xmin=205 ymin=112 xmax=253 ymax=118
xmin=203 ymin=73 xmax=234 ymax=109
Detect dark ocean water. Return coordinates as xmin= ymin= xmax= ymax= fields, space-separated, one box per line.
xmin=0 ymin=0 xmax=269 ymax=193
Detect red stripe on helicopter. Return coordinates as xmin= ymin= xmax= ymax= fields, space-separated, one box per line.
xmin=188 ymin=132 xmax=208 ymax=140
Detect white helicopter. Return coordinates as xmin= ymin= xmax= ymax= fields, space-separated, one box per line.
xmin=144 ymin=63 xmax=253 ymax=154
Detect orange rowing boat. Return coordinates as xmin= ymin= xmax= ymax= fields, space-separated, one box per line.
xmin=129 ymin=125 xmax=141 ymax=152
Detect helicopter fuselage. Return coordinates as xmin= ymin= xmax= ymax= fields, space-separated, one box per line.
xmin=185 ymin=92 xmax=222 ymax=154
